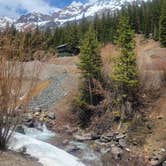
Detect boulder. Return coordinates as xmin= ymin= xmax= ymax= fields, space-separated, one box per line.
xmin=150 ymin=155 xmax=165 ymax=166
xmin=118 ymin=139 xmax=127 ymax=148
xmin=47 ymin=112 xmax=56 ymax=120
xmin=111 ymin=146 xmax=123 ymax=154
xmin=74 ymin=133 xmax=92 ymax=141
xmin=62 ymin=139 xmax=69 ymax=145
xmin=34 ymin=112 xmax=40 ymax=117
xmin=100 ymin=148 xmax=111 ymax=154
xmin=65 ymin=145 xmax=80 ymax=153
xmin=23 ymin=113 xmax=33 ymax=122
xmin=91 ymin=133 xmax=101 ymax=140
xmin=150 ymin=158 xmax=160 ymax=166
xmin=16 ymin=125 xmax=25 ymax=134
xmin=100 ymin=136 xmax=112 ymax=143
xmin=115 ymin=133 xmax=125 ymax=140
xmin=33 ymin=107 xmax=42 ymax=112
xmin=18 ymin=146 xmax=27 ymax=154
xmin=162 ymin=161 xmax=166 ymax=166
xmin=111 ymin=146 xmax=123 ymax=160
xmin=25 ymin=121 xmax=35 ymax=128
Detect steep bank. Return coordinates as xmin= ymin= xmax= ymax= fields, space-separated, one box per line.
xmin=100 ymin=35 xmax=166 ymax=165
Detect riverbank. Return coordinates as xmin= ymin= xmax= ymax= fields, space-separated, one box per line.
xmin=0 ymin=150 xmax=41 ymax=166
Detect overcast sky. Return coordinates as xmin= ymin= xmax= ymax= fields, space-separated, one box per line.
xmin=0 ymin=0 xmax=86 ymax=18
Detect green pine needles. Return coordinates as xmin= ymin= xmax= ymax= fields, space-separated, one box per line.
xmin=111 ymin=16 xmax=139 ymax=119
xmin=112 ymin=16 xmax=138 ymax=93
xmin=78 ymin=26 xmax=102 ymax=105
xmin=75 ymin=26 xmax=103 ymax=126
xmin=159 ymin=0 xmax=166 ymax=47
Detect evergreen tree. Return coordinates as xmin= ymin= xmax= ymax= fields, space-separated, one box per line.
xmin=75 ymin=26 xmax=102 ymax=126
xmin=112 ymin=16 xmax=138 ymax=119
xmin=78 ymin=26 xmax=102 ymax=105
xmin=68 ymin=23 xmax=80 ymax=48
xmin=159 ymin=0 xmax=166 ymax=47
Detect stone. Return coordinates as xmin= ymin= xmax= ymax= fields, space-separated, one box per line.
xmin=74 ymin=133 xmax=92 ymax=141
xmin=125 ymin=148 xmax=131 ymax=152
xmin=34 ymin=112 xmax=40 ymax=117
xmin=161 ymin=148 xmax=166 ymax=152
xmin=91 ymin=133 xmax=101 ymax=140
xmin=65 ymin=145 xmax=80 ymax=153
xmin=100 ymin=134 xmax=113 ymax=143
xmin=18 ymin=146 xmax=26 ymax=154
xmin=118 ymin=139 xmax=127 ymax=148
xmin=62 ymin=139 xmax=69 ymax=145
xmin=16 ymin=125 xmax=25 ymax=134
xmin=47 ymin=112 xmax=56 ymax=120
xmin=162 ymin=161 xmax=166 ymax=166
xmin=100 ymin=148 xmax=111 ymax=154
xmin=104 ymin=132 xmax=115 ymax=139
xmin=25 ymin=121 xmax=35 ymax=128
xmin=111 ymin=146 xmax=123 ymax=160
xmin=115 ymin=133 xmax=125 ymax=140
xmin=150 ymin=159 xmax=160 ymax=166
xmin=33 ymin=107 xmax=42 ymax=112
xmin=150 ymin=154 xmax=165 ymax=166
xmin=157 ymin=115 xmax=163 ymax=120
xmin=23 ymin=113 xmax=33 ymax=122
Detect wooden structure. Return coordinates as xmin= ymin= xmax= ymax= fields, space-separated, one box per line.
xmin=56 ymin=43 xmax=80 ymax=57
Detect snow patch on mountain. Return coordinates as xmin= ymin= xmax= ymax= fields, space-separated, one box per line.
xmin=0 ymin=16 xmax=14 ymax=29
xmin=0 ymin=0 xmax=139 ymax=31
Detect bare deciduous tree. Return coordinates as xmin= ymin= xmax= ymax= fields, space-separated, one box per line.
xmin=0 ymin=30 xmax=39 ymax=149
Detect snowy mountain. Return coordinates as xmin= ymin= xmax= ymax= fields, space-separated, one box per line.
xmin=0 ymin=16 xmax=14 ymax=29
xmin=0 ymin=0 xmax=135 ymax=31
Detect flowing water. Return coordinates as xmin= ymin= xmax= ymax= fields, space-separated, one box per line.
xmin=8 ymin=124 xmax=102 ymax=166
xmin=8 ymin=124 xmax=85 ymax=166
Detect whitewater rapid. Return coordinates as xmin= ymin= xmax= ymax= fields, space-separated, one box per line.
xmin=8 ymin=129 xmax=85 ymax=166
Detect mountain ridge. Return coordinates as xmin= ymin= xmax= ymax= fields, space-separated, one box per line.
xmin=0 ymin=0 xmax=135 ymax=31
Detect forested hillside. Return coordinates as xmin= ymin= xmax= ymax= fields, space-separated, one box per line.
xmin=0 ymin=0 xmax=165 ymax=166
xmin=0 ymin=0 xmax=165 ymax=60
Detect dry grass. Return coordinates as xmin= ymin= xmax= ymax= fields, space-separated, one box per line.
xmin=135 ymin=35 xmax=166 ymax=90
xmin=101 ymin=43 xmax=120 ymax=79
xmin=101 ymin=35 xmax=166 ymax=91
xmin=93 ymin=36 xmax=166 ymax=161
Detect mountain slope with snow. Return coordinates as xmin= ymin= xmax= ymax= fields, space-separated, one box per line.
xmin=0 ymin=0 xmax=136 ymax=30
xmin=0 ymin=16 xmax=14 ymax=29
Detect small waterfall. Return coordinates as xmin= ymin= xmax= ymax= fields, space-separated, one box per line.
xmin=23 ymin=123 xmax=55 ymax=141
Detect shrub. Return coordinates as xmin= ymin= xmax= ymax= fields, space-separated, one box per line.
xmin=0 ymin=31 xmax=39 ymax=149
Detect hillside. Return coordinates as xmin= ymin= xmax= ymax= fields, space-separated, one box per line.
xmin=0 ymin=34 xmax=165 ymax=166
xmin=19 ymin=35 xmax=166 ymax=165
xmin=100 ymin=35 xmax=166 ymax=165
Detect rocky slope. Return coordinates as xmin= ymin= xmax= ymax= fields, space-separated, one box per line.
xmin=0 ymin=0 xmax=136 ymax=30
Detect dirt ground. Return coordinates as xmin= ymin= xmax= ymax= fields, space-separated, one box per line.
xmin=0 ymin=151 xmax=41 ymax=166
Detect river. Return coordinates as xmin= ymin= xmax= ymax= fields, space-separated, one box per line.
xmin=8 ymin=124 xmax=102 ymax=166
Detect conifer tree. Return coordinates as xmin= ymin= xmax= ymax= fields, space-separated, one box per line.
xmin=78 ymin=26 xmax=102 ymax=105
xmin=159 ymin=0 xmax=166 ymax=47
xmin=75 ymin=26 xmax=102 ymax=126
xmin=68 ymin=23 xmax=80 ymax=48
xmin=112 ymin=16 xmax=138 ymax=119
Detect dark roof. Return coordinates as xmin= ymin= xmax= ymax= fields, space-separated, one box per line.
xmin=56 ymin=43 xmax=68 ymax=49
